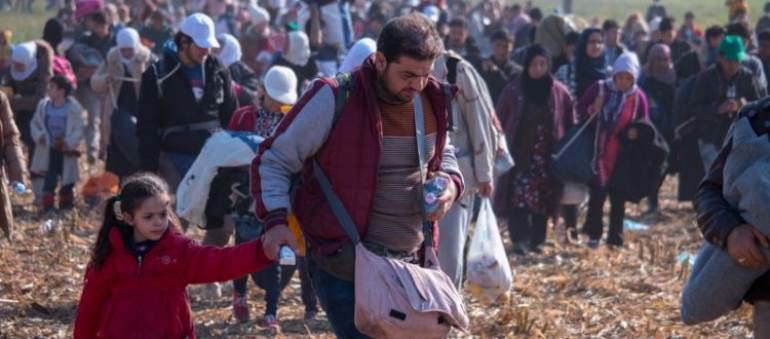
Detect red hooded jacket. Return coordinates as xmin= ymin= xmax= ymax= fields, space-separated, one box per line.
xmin=73 ymin=227 xmax=271 ymax=338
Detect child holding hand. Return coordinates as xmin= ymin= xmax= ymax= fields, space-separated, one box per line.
xmin=73 ymin=173 xmax=277 ymax=338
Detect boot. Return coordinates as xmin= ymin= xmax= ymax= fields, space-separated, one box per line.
xmin=59 ymin=191 xmax=74 ymax=210
xmin=42 ymin=193 xmax=55 ymax=212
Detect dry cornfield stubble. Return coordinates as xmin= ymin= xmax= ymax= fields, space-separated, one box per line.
xmin=0 ymin=168 xmax=755 ymax=338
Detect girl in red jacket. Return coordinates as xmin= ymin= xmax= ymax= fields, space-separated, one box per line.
xmin=73 ymin=173 xmax=274 ymax=339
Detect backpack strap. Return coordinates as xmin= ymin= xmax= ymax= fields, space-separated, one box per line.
xmin=332 ymin=72 xmax=354 ymax=127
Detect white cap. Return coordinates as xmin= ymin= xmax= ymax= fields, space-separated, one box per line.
xmin=116 ymin=27 xmax=140 ymax=50
xmin=422 ymin=5 xmax=440 ymax=23
xmin=407 ymin=0 xmax=420 ymax=7
xmin=339 ymin=38 xmax=376 ymax=73
xmin=179 ymin=13 xmax=220 ymax=49
xmin=249 ymin=4 xmax=270 ymax=26
xmin=264 ymin=66 xmax=298 ymax=105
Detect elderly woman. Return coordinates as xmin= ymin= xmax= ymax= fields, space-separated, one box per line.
xmin=217 ymin=33 xmax=258 ymax=107
xmin=8 ymin=40 xmax=54 ymax=170
xmin=91 ymin=28 xmax=153 ymax=179
xmin=577 ymin=53 xmax=650 ymax=249
xmin=271 ymin=31 xmax=319 ymax=97
xmin=494 ymin=44 xmax=577 ymax=255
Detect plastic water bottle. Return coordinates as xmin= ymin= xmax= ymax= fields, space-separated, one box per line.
xmin=279 ymin=245 xmax=296 ymax=266
xmin=424 ymin=177 xmax=449 ymax=213
xmin=10 ymin=181 xmax=26 ymax=195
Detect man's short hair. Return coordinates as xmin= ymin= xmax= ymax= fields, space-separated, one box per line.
xmin=528 ymin=7 xmax=542 ymax=21
xmin=727 ymin=22 xmax=751 ymax=39
xmin=602 ymin=19 xmax=620 ymax=31
xmin=565 ymin=31 xmax=580 ymax=46
xmin=659 ymin=17 xmax=675 ymax=32
xmin=448 ymin=17 xmax=468 ymax=30
xmin=706 ymin=25 xmax=727 ymax=40
xmin=511 ymin=3 xmax=521 ymax=11
xmin=491 ymin=30 xmax=512 ymax=43
xmin=377 ymin=13 xmax=443 ymax=63
xmin=87 ymin=10 xmax=109 ymax=26
xmin=765 ymin=1 xmax=770 ymax=13
xmin=685 ymin=11 xmax=695 ymax=20
xmin=759 ymin=30 xmax=770 ymax=42
xmin=173 ymin=31 xmax=191 ymax=49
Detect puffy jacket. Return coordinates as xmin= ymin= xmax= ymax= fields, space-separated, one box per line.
xmin=73 ymin=227 xmax=271 ymax=338
xmin=136 ymin=43 xmax=238 ymax=172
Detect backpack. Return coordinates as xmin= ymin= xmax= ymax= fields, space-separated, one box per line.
xmin=52 ymin=55 xmax=78 ymax=90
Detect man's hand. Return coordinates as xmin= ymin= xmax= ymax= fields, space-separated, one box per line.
xmin=261 ymin=224 xmax=299 ymax=260
xmin=427 ymin=171 xmax=458 ymax=221
xmin=717 ymin=100 xmax=738 ymax=115
xmin=477 ymin=181 xmax=494 ymax=198
xmin=727 ymin=224 xmax=770 ymax=268
xmin=38 ymin=136 xmax=46 ymax=145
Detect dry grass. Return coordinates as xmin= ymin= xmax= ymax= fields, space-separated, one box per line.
xmin=0 ymin=166 xmax=756 ymax=338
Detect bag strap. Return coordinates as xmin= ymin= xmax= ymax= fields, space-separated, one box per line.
xmin=552 ymin=81 xmax=604 ymax=161
xmin=313 ymin=95 xmax=431 ymax=247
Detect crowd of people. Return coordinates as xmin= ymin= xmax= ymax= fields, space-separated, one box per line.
xmin=1 ymin=0 xmax=770 ymax=337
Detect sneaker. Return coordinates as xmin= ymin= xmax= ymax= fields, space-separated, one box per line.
xmin=587 ymin=239 xmax=600 ymax=249
xmin=232 ymin=292 xmax=250 ymax=323
xmin=259 ymin=314 xmax=279 ymax=328
xmin=304 ymin=309 xmax=318 ymax=321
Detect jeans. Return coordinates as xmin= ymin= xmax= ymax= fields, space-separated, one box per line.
xmin=437 ymin=194 xmax=474 ymax=289
xmin=42 ymin=148 xmax=73 ymax=196
xmin=583 ymin=185 xmax=626 ymax=246
xmin=307 ymin=253 xmax=370 ymax=339
xmin=507 ymin=208 xmax=548 ymax=249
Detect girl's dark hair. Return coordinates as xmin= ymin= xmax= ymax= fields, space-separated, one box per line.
xmin=49 ymin=74 xmax=73 ymax=96
xmin=89 ymin=173 xmax=181 ymax=269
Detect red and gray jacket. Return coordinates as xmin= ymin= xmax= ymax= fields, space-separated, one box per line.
xmin=251 ymin=59 xmax=463 ymax=255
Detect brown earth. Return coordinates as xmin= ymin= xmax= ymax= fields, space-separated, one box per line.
xmin=0 ymin=174 xmax=754 ymax=338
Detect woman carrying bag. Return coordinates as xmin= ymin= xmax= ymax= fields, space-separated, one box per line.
xmin=576 ymin=53 xmax=649 ymax=249
xmin=494 ymin=44 xmax=577 ymax=255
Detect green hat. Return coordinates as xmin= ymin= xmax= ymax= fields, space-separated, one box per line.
xmin=719 ymin=35 xmax=746 ymax=61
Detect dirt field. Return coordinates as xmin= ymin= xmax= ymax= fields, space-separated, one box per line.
xmin=0 ymin=171 xmax=756 ymax=338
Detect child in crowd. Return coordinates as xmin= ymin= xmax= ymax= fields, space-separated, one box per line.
xmin=73 ymin=173 xmax=275 ymax=338
xmin=225 ymin=66 xmax=317 ymax=326
xmin=29 ymin=75 xmax=83 ymax=211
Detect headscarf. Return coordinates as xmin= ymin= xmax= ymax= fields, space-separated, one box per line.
xmin=116 ymin=28 xmax=140 ymax=66
xmin=283 ymin=31 xmax=310 ymax=67
xmin=521 ymin=44 xmax=553 ymax=106
xmin=602 ymin=53 xmax=640 ymax=125
xmin=11 ymin=41 xmax=38 ymax=81
xmin=216 ymin=33 xmax=242 ymax=67
xmin=644 ymin=43 xmax=676 ymax=85
xmin=339 ymin=38 xmax=376 ymax=73
xmin=42 ymin=19 xmax=63 ymax=55
xmin=574 ymin=28 xmax=607 ymax=99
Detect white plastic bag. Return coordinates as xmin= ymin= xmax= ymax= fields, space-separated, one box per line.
xmin=465 ymin=198 xmax=513 ymax=304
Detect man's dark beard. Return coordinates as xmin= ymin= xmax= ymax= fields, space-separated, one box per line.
xmin=375 ymin=66 xmax=411 ymax=104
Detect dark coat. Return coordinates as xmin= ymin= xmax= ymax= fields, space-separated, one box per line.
xmin=136 ymin=49 xmax=238 ymax=172
xmin=608 ymin=119 xmax=669 ymax=203
xmin=672 ymin=75 xmax=704 ymax=201
xmin=229 ymin=61 xmax=258 ymax=106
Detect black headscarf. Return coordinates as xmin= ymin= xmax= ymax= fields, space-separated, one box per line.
xmin=521 ymin=44 xmax=553 ymax=106
xmin=42 ymin=18 xmax=64 ymax=56
xmin=574 ymin=28 xmax=607 ymax=100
